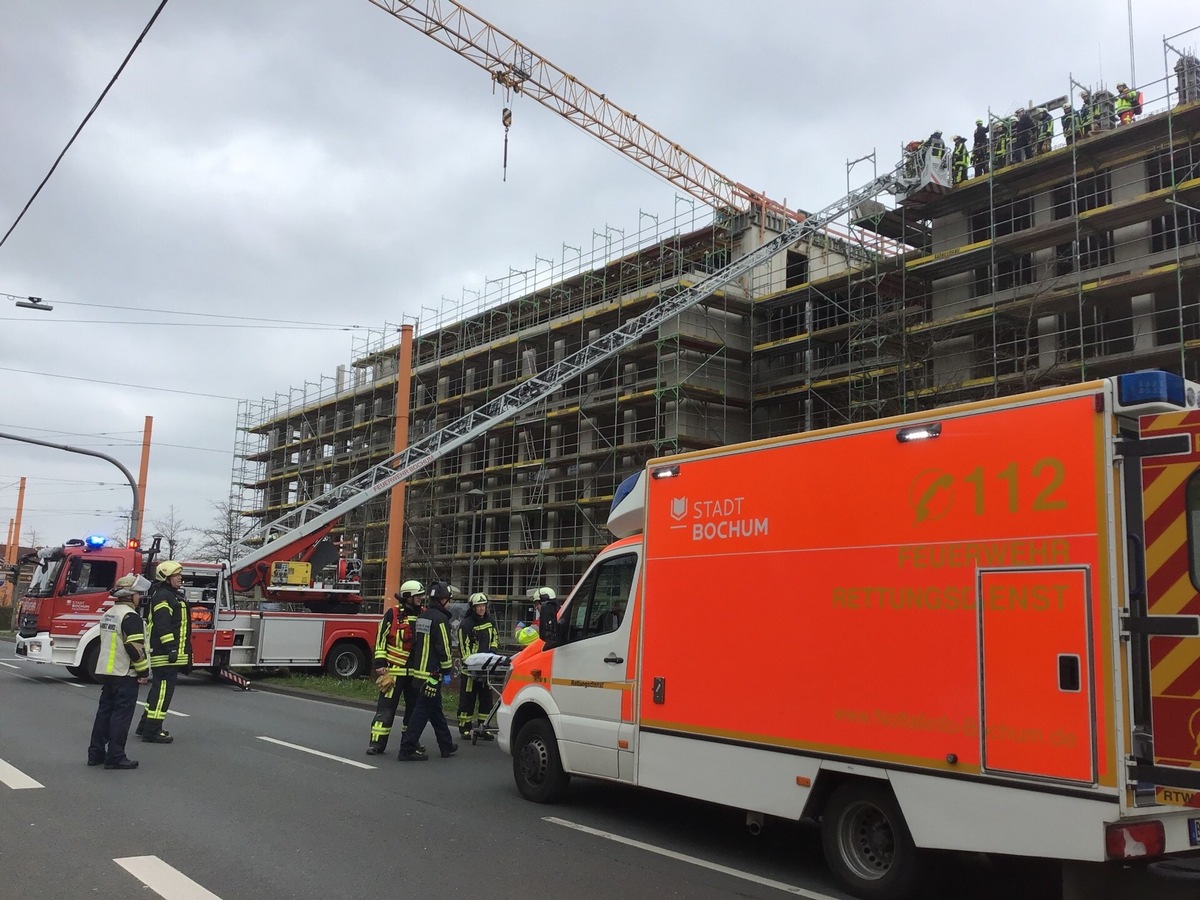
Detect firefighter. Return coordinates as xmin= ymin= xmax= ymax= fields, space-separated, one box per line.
xmin=366 ymin=580 xmax=425 ymax=756
xmin=972 ymin=118 xmax=989 ymax=177
xmin=396 ymin=580 xmax=457 ymax=761
xmin=1061 ymin=104 xmax=1076 ymax=145
xmin=1012 ymin=108 xmax=1035 ymax=161
xmin=456 ymin=592 xmax=498 ymax=740
xmin=1035 ymin=108 xmax=1053 ymax=155
xmin=1077 ymin=91 xmax=1094 ymax=137
xmin=136 ymin=560 xmax=190 ymax=744
xmin=532 ymin=586 xmax=560 ymax=643
xmin=88 ymin=575 xmax=150 ymax=769
xmin=951 ymin=135 xmax=969 ymax=184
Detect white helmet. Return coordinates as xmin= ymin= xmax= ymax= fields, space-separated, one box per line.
xmin=469 ymin=592 xmax=489 ymax=606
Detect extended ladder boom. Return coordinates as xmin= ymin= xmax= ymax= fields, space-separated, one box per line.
xmin=230 ymin=164 xmax=907 ymax=572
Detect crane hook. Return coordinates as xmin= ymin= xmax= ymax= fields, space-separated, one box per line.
xmin=502 ymin=107 xmax=513 ymax=182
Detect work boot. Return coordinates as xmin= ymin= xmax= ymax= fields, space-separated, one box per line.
xmin=478 ymin=731 xmax=495 ymax=742
xmin=366 ymin=743 xmax=386 ymax=756
xmin=142 ymin=731 xmax=174 ymax=744
xmin=440 ymin=743 xmax=459 ymax=758
xmin=396 ymin=748 xmax=428 ymax=762
xmin=104 ymin=758 xmax=139 ymax=770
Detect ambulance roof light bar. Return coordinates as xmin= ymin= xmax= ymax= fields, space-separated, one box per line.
xmin=1114 ymin=371 xmax=1197 ymax=416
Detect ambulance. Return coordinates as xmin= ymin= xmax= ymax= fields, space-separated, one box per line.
xmin=496 ymin=371 xmax=1200 ymax=899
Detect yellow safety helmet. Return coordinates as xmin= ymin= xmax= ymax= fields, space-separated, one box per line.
xmin=156 ymin=560 xmax=183 ymax=580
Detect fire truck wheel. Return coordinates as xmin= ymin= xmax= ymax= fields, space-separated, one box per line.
xmin=512 ymin=718 xmax=570 ymax=804
xmin=324 ymin=642 xmax=368 ymax=679
xmin=68 ymin=642 xmax=100 ymax=684
xmin=821 ymin=780 xmax=926 ymax=900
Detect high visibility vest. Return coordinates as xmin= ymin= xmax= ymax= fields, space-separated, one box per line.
xmin=952 ymin=144 xmax=969 ymax=167
xmin=96 ymin=605 xmax=146 ymax=678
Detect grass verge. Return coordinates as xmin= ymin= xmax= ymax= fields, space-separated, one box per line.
xmin=250 ymin=671 xmax=462 ymax=715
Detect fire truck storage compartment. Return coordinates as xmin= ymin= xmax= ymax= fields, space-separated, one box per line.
xmin=256 ymin=617 xmax=324 ymax=665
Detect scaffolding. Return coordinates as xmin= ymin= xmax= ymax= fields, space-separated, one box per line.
xmin=232 ymin=28 xmax=1200 ymax=617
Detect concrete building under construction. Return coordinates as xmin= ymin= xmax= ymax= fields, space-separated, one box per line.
xmin=231 ymin=40 xmax=1200 ymax=622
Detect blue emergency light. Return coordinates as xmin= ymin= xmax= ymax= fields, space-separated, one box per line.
xmin=84 ymin=534 xmax=107 ymax=550
xmin=1116 ymin=371 xmax=1186 ymax=408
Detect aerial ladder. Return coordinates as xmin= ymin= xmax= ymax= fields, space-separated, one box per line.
xmin=229 ymin=163 xmax=913 ymax=577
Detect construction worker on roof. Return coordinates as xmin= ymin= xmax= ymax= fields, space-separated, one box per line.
xmin=1115 ymin=82 xmax=1139 ymax=125
xmin=972 ymin=119 xmax=989 ymax=177
xmin=366 ymin=580 xmax=426 ymax=756
xmin=951 ymin=136 xmax=969 ymax=185
xmin=137 ymin=561 xmax=189 ymax=744
xmin=456 ymin=592 xmax=498 ymax=740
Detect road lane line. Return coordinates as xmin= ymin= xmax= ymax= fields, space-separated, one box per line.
xmin=544 ymin=817 xmax=839 ymax=899
xmin=0 ymin=661 xmax=19 ymax=668
xmin=257 ymin=736 xmax=376 ymax=770
xmin=0 ymin=758 xmax=44 ymax=790
xmin=136 ymin=701 xmax=189 ymax=717
xmin=115 ymin=856 xmax=223 ymax=899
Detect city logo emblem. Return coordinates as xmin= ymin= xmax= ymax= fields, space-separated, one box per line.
xmin=1190 ymin=707 xmax=1200 ymax=757
xmin=670 ymin=497 xmax=688 ymax=521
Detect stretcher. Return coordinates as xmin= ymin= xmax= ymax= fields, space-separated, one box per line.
xmin=461 ymin=652 xmax=511 ymax=744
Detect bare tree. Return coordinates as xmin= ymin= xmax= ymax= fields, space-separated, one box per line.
xmin=150 ymin=504 xmax=195 ymax=560
xmin=192 ymin=500 xmax=249 ymax=562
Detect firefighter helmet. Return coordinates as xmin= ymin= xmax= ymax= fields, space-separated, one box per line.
xmin=111 ymin=573 xmax=139 ymax=599
xmin=428 ymin=581 xmax=452 ymax=604
xmin=535 ymin=587 xmax=556 ymax=603
xmin=398 ymin=579 xmax=425 ymax=598
xmin=469 ymin=591 xmax=489 ymax=606
xmin=156 ymin=560 xmax=183 ymax=580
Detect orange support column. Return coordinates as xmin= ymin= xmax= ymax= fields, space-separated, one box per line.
xmin=135 ymin=417 xmax=153 ymax=546
xmin=383 ymin=325 xmax=414 ymax=610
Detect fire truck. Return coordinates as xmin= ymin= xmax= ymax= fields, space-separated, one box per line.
xmin=497 ymin=371 xmax=1200 ymax=899
xmin=14 ymin=533 xmax=377 ymax=683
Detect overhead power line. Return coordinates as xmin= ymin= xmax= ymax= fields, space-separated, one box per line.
xmin=0 ymin=0 xmax=171 ymax=250
xmin=0 ymin=366 xmax=240 ymax=401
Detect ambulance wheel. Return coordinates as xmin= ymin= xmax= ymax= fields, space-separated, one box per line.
xmin=324 ymin=642 xmax=367 ymax=679
xmin=513 ymin=718 xmax=569 ymax=803
xmin=821 ymin=781 xmax=926 ymax=900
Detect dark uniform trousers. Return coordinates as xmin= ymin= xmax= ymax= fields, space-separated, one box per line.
xmin=138 ymin=667 xmax=179 ymax=735
xmin=89 ymin=675 xmax=140 ymax=764
xmin=368 ymin=675 xmax=418 ymax=750
xmin=400 ymin=679 xmax=455 ymax=756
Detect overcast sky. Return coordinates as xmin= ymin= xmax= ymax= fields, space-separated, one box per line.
xmin=2 ymin=0 xmax=1196 ymax=553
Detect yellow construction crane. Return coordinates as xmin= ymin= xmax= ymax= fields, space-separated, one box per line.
xmin=367 ymin=0 xmax=800 ymax=225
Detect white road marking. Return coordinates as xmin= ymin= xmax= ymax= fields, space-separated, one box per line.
xmin=136 ymin=701 xmax=189 ymax=717
xmin=0 ymin=661 xmax=19 ymax=668
xmin=256 ymin=736 xmax=376 ymax=770
xmin=544 ymin=817 xmax=840 ymax=899
xmin=115 ymin=856 xmax=223 ymax=900
xmin=0 ymin=757 xmax=44 ymax=790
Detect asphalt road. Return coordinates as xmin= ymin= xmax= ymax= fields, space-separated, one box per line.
xmin=0 ymin=646 xmax=1154 ymax=900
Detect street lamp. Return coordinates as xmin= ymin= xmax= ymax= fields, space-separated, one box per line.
xmin=465 ymin=488 xmax=485 ymax=592
xmin=14 ymin=296 xmax=54 ymax=312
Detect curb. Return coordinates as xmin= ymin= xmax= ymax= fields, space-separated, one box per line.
xmin=231 ymin=679 xmax=376 ymax=711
